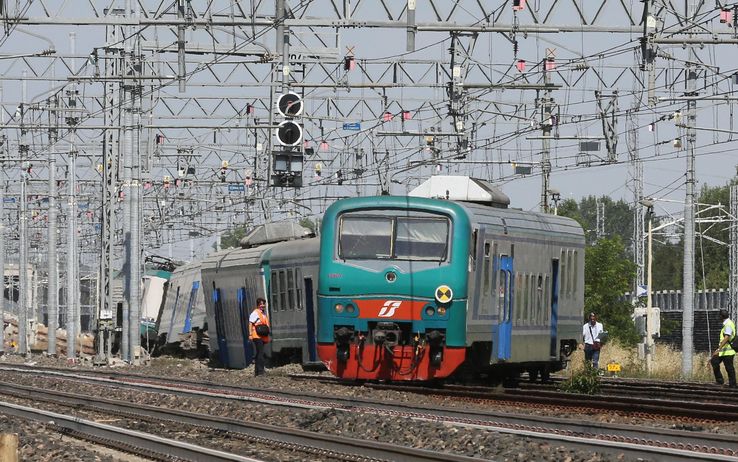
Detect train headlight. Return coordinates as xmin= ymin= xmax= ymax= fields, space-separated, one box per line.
xmin=334 ymin=303 xmax=345 ymax=313
xmin=346 ymin=304 xmax=355 ymax=314
xmin=425 ymin=306 xmax=435 ymax=316
xmin=437 ymin=306 xmax=447 ymax=316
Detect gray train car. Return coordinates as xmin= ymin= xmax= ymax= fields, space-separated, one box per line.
xmin=413 ymin=176 xmax=584 ymax=380
xmin=200 ymin=222 xmax=322 ymax=370
xmin=155 ymin=261 xmax=210 ymax=354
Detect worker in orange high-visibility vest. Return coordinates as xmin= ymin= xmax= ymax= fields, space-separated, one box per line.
xmin=249 ymin=297 xmax=271 ymax=376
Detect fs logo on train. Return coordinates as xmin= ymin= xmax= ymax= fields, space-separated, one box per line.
xmin=435 ymin=285 xmax=453 ymax=303
xmin=378 ymin=300 xmax=402 ymax=317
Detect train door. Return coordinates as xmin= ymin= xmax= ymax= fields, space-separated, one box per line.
xmin=549 ymin=260 xmax=560 ymax=358
xmin=304 ymin=277 xmax=318 ymax=362
xmin=237 ymin=287 xmax=254 ymax=365
xmin=495 ymin=255 xmax=514 ymax=361
xmin=212 ymin=285 xmax=230 ymax=366
xmin=183 ymin=281 xmax=200 ymax=333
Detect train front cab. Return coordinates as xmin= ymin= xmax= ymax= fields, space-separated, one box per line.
xmin=317 ymin=197 xmax=472 ymax=381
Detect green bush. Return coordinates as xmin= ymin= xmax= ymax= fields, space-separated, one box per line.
xmin=558 ymin=365 xmax=601 ymax=394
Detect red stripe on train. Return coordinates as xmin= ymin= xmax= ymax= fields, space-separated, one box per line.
xmin=355 ymin=299 xmax=428 ymax=320
xmin=318 ymin=344 xmax=465 ymax=381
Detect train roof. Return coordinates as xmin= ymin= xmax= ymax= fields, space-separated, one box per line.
xmin=239 ymin=221 xmax=314 ymax=248
xmin=201 ymin=244 xmax=274 ymax=274
xmin=409 ymin=175 xmax=510 ymax=207
xmin=460 ymin=201 xmax=585 ymax=242
xmin=267 ymin=237 xmax=320 ymax=262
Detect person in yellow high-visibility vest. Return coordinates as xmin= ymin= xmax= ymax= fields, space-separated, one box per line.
xmin=711 ymin=309 xmax=736 ymax=388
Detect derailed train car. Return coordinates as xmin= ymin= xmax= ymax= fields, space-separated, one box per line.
xmin=317 ymin=176 xmax=584 ymax=382
xmin=154 ymin=261 xmax=210 ymax=355
xmin=200 ymin=222 xmax=323 ymax=370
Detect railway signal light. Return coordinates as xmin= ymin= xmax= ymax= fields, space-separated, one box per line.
xmin=273 ymin=92 xmax=305 ymax=187
xmin=276 ymin=120 xmax=303 ymax=147
xmin=276 ymin=92 xmax=303 ymax=117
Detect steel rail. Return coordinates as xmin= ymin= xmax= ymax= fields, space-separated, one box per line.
xmin=1 ymin=365 xmax=737 ymax=460
xmin=0 ymin=381 xmax=482 ymax=462
xmin=0 ymin=399 xmax=261 ymax=462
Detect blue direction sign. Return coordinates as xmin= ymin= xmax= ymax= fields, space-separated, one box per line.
xmin=342 ymin=122 xmax=361 ymax=131
xmin=228 ymin=183 xmax=245 ymax=192
xmin=2 ymin=198 xmax=15 ymax=203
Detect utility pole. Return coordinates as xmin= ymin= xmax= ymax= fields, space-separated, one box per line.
xmin=47 ymin=75 xmax=59 ymax=356
xmin=96 ymin=13 xmax=123 ymax=364
xmin=129 ymin=31 xmax=142 ymax=364
xmin=0 ymin=86 xmax=5 ymax=352
xmin=645 ymin=201 xmax=654 ymax=373
xmin=540 ymin=50 xmax=555 ymax=213
xmin=681 ymin=0 xmax=697 ymax=378
xmin=66 ymin=33 xmax=79 ymax=361
xmin=728 ymin=185 xmax=738 ymax=321
xmin=19 ymin=71 xmax=28 ymax=356
xmin=121 ymin=0 xmax=134 ymax=362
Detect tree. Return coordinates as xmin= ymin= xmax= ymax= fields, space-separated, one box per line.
xmin=218 ymin=225 xmax=249 ymax=250
xmin=584 ymin=237 xmax=640 ymax=346
xmin=558 ymin=196 xmax=634 ymax=248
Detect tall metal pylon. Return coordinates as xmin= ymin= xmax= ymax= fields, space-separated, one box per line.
xmin=730 ymin=185 xmax=738 ymax=322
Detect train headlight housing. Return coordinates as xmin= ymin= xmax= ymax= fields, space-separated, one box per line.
xmin=346 ymin=304 xmax=355 ymax=314
xmin=334 ymin=303 xmax=345 ymax=313
xmin=437 ymin=306 xmax=447 ymax=316
xmin=425 ymin=306 xmax=435 ymax=316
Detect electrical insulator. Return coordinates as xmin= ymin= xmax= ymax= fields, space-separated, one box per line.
xmin=344 ymin=56 xmax=355 ymax=71
xmin=246 ymin=104 xmax=255 ymax=115
xmin=383 ymin=111 xmax=393 ymax=122
xmin=314 ymin=163 xmax=322 ymax=177
xmin=402 ymin=110 xmax=411 ymax=120
xmin=163 ymin=175 xmax=171 ymax=188
xmin=155 ymin=134 xmax=164 ymax=144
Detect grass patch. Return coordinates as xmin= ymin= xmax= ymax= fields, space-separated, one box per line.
xmin=564 ymin=340 xmax=715 ymax=382
xmin=559 ymin=365 xmax=600 ymax=394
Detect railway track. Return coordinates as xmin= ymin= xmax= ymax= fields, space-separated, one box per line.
xmin=0 ymin=381 xmax=479 ymax=462
xmin=1 ymin=364 xmax=737 ymax=460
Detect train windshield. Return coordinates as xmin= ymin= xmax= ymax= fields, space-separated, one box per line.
xmin=338 ymin=215 xmax=449 ymax=261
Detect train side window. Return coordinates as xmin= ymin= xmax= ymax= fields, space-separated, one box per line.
xmin=522 ymin=274 xmax=529 ymax=323
xmin=568 ymin=250 xmax=574 ymax=297
xmin=559 ymin=251 xmax=567 ymax=299
xmin=529 ymin=274 xmax=535 ymax=323
xmin=571 ymin=250 xmax=579 ymax=295
xmin=270 ymin=271 xmax=279 ymax=311
xmin=295 ymin=267 xmax=303 ymax=310
xmin=483 ymin=242 xmax=491 ymax=294
xmin=287 ymin=269 xmax=296 ymax=311
xmin=544 ymin=275 xmax=551 ymax=324
xmin=516 ymin=273 xmax=520 ymax=324
xmin=536 ymin=275 xmax=544 ymax=325
xmin=279 ymin=270 xmax=288 ymax=311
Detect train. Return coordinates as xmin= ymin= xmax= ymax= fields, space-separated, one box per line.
xmin=154 ymin=261 xmax=210 ymax=356
xmin=316 ymin=176 xmax=585 ymax=382
xmin=199 ymin=221 xmax=323 ymax=369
